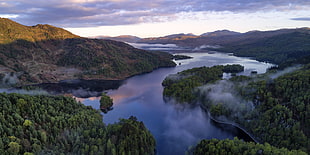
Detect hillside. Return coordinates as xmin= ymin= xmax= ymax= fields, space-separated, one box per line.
xmin=138 ymin=28 xmax=309 ymax=48
xmin=0 ymin=93 xmax=156 ymax=154
xmin=0 ymin=18 xmax=79 ymax=44
xmin=138 ymin=28 xmax=310 ymax=65
xmin=93 ymin=35 xmax=141 ymax=43
xmin=162 ymin=64 xmax=310 ymax=153
xmin=217 ymin=30 xmax=310 ymax=65
xmin=200 ymin=30 xmax=240 ymax=36
xmin=0 ymin=18 xmax=176 ymax=86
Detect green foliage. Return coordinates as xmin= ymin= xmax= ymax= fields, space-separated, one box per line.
xmin=193 ymin=138 xmax=307 ymax=155
xmin=222 ymin=64 xmax=244 ymax=73
xmin=0 ymin=93 xmax=156 ymax=154
xmin=238 ymin=65 xmax=310 ymax=152
xmin=209 ymin=103 xmax=231 ymax=117
xmin=8 ymin=142 xmax=21 ymax=155
xmin=163 ymin=63 xmax=309 ymax=153
xmin=100 ymin=93 xmax=113 ymax=109
xmin=219 ymin=31 xmax=310 ymax=65
xmin=22 ymin=120 xmax=32 ymax=127
xmin=173 ymin=54 xmax=193 ymax=60
xmin=106 ymin=116 xmax=156 ymax=155
xmin=162 ymin=64 xmax=243 ymax=103
xmin=203 ymin=65 xmax=310 ymax=153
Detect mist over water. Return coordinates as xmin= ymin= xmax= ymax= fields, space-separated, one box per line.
xmin=199 ymin=80 xmax=254 ymax=121
xmin=81 ymin=51 xmax=273 ymax=154
xmin=128 ymin=43 xmax=185 ymax=51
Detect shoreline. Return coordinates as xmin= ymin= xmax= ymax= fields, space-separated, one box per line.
xmin=200 ymin=104 xmax=260 ymax=143
xmin=10 ymin=65 xmax=177 ymax=98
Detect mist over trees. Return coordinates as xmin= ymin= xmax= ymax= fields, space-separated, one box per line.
xmin=162 ymin=63 xmax=310 ymax=153
xmin=162 ymin=64 xmax=244 ymax=103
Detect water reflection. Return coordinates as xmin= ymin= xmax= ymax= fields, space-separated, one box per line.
xmin=81 ymin=52 xmax=273 ymax=155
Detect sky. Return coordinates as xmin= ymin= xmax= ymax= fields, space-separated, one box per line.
xmin=0 ymin=0 xmax=309 ymax=37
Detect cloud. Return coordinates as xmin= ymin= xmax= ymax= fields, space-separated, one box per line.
xmin=291 ymin=17 xmax=310 ymax=21
xmin=1 ymin=0 xmax=309 ymax=27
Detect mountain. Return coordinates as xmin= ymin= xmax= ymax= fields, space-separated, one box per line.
xmin=217 ymin=28 xmax=310 ymax=65
xmin=0 ymin=18 xmax=176 ymax=86
xmin=137 ymin=28 xmax=309 ymax=47
xmin=161 ymin=33 xmax=196 ymax=39
xmin=200 ymin=30 xmax=240 ymax=36
xmin=93 ymin=35 xmax=141 ymax=43
xmin=138 ymin=33 xmax=198 ymax=44
xmin=137 ymin=28 xmax=310 ymax=65
xmin=0 ymin=18 xmax=79 ymax=44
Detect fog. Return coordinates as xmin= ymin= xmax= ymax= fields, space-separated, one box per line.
xmin=160 ymin=100 xmax=239 ymax=154
xmin=193 ymin=45 xmax=221 ymax=51
xmin=199 ymin=80 xmax=254 ymax=122
xmin=1 ymin=72 xmax=20 ymax=86
xmin=269 ymin=65 xmax=301 ymax=79
xmin=0 ymin=88 xmax=49 ymax=95
xmin=128 ymin=43 xmax=187 ymax=51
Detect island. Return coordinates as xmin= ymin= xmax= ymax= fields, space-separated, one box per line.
xmin=173 ymin=54 xmax=193 ymax=60
xmin=100 ymin=93 xmax=113 ymax=113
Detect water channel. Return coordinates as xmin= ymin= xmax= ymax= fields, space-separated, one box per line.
xmin=80 ymin=51 xmax=273 ymax=155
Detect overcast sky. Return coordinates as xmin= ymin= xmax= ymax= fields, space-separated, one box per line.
xmin=1 ymin=0 xmax=309 ymax=37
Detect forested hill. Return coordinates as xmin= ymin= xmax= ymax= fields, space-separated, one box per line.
xmin=138 ymin=28 xmax=310 ymax=66
xmin=0 ymin=18 xmax=79 ymax=44
xmin=162 ymin=64 xmax=310 ymax=153
xmin=0 ymin=93 xmax=156 ymax=154
xmin=0 ymin=18 xmax=176 ymax=86
xmin=217 ymin=30 xmax=310 ymax=66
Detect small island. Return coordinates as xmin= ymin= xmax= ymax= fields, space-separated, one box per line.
xmin=100 ymin=93 xmax=113 ymax=112
xmin=173 ymin=54 xmax=193 ymax=60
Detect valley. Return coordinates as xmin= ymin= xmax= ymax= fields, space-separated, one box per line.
xmin=0 ymin=18 xmax=309 ymax=154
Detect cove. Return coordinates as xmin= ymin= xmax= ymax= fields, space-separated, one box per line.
xmin=80 ymin=52 xmax=273 ymax=155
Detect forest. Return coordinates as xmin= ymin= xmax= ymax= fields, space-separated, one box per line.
xmin=162 ymin=63 xmax=309 ymax=153
xmin=193 ymin=138 xmax=306 ymax=155
xmin=162 ymin=64 xmax=244 ymax=103
xmin=0 ymin=93 xmax=155 ymax=155
xmin=218 ymin=31 xmax=310 ymax=67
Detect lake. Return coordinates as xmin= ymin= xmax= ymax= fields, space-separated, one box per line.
xmin=80 ymin=51 xmax=273 ymax=155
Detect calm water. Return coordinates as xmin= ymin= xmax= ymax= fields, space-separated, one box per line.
xmin=81 ymin=52 xmax=273 ymax=155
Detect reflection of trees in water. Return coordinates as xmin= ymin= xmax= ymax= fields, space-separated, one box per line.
xmin=31 ymin=79 xmax=123 ymax=98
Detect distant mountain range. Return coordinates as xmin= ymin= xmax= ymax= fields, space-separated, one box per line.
xmin=137 ymin=28 xmax=310 ymax=47
xmin=97 ymin=28 xmax=309 ymax=47
xmin=0 ymin=18 xmax=176 ymax=86
xmin=98 ymin=27 xmax=310 ymax=66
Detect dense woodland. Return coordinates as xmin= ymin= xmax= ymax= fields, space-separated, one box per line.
xmin=163 ymin=64 xmax=310 ymax=153
xmin=100 ymin=93 xmax=113 ymax=110
xmin=162 ymin=64 xmax=244 ymax=103
xmin=193 ymin=138 xmax=306 ymax=155
xmin=218 ymin=31 xmax=310 ymax=66
xmin=238 ymin=65 xmax=310 ymax=152
xmin=0 ymin=93 xmax=155 ymax=154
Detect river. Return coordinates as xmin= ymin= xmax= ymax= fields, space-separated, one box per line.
xmin=80 ymin=51 xmax=273 ymax=155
